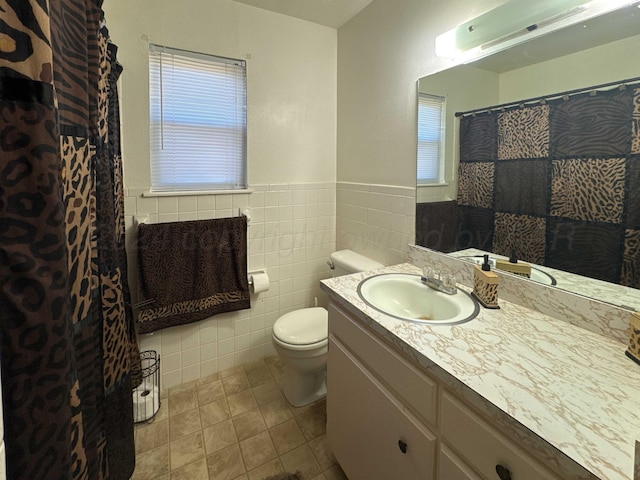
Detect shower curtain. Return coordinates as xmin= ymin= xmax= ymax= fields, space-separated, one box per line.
xmin=456 ymin=85 xmax=640 ymax=288
xmin=0 ymin=1 xmax=140 ymax=479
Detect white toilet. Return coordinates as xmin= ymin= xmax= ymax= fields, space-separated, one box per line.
xmin=272 ymin=249 xmax=383 ymax=407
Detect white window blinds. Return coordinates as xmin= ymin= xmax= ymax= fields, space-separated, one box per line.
xmin=149 ymin=44 xmax=247 ymax=192
xmin=417 ymin=93 xmax=446 ymax=185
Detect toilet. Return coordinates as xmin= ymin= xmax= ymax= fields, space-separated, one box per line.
xmin=272 ymin=249 xmax=384 ymax=407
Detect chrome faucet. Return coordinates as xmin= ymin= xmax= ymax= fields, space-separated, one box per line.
xmin=421 ymin=268 xmax=457 ymax=295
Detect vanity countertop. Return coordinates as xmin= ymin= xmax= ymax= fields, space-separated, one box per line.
xmin=320 ymin=262 xmax=640 ymax=480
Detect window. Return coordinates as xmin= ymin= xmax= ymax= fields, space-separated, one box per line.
xmin=149 ymin=44 xmax=247 ymax=192
xmin=417 ymin=93 xmax=446 ymax=185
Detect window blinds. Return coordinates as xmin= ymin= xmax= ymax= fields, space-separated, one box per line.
xmin=417 ymin=93 xmax=445 ymax=185
xmin=149 ymin=44 xmax=247 ymax=192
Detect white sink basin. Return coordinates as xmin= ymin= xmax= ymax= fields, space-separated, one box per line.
xmin=357 ymin=273 xmax=480 ymax=325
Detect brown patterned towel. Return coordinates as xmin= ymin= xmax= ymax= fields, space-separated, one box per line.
xmin=137 ymin=216 xmax=250 ymax=333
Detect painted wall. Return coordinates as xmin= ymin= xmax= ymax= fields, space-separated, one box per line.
xmin=335 ymin=0 xmax=506 ymax=265
xmin=498 ymin=34 xmax=640 ymax=102
xmin=336 ymin=0 xmax=506 ymax=188
xmin=104 ymin=0 xmax=337 ymax=188
xmin=103 ymin=0 xmax=337 ymax=388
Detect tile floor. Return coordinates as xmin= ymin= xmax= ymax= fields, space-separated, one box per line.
xmin=132 ymin=356 xmax=348 ymax=480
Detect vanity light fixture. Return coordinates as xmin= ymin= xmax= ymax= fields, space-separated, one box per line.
xmin=436 ymin=0 xmax=591 ymax=58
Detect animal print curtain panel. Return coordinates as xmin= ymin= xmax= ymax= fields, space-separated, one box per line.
xmin=457 ymin=85 xmax=640 ymax=288
xmin=0 ymin=1 xmax=140 ymax=479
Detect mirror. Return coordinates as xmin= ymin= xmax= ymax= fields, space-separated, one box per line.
xmin=416 ymin=3 xmax=640 ymax=310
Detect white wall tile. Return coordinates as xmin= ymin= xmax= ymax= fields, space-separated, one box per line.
xmin=215 ymin=209 xmax=233 ymax=219
xmin=201 ymin=359 xmax=219 ymax=376
xmin=218 ymin=338 xmax=234 ymax=356
xmin=265 ymin=191 xmax=279 ymax=207
xmin=197 ymin=195 xmax=216 ymax=211
xmin=200 ymin=343 xmax=217 ymax=361
xmin=250 ymin=191 xmax=265 ymax=207
xmin=182 ymin=348 xmax=200 ymax=367
xmin=232 ymin=194 xmax=249 ymax=210
xmin=158 ymin=197 xmax=178 ymax=214
xmin=181 ymin=365 xmax=201 ymax=383
xmin=123 ymin=182 xmax=337 ymax=388
xmin=161 ymin=329 xmax=181 ymax=355
xmin=137 ymin=196 xmax=158 ymax=214
xmin=158 ymin=213 xmax=179 ymax=223
xmin=278 ymin=191 xmax=292 ymax=206
xmin=162 ymin=371 xmax=181 ymax=390
xmin=181 ymin=324 xmax=200 ymax=350
xmin=178 ymin=196 xmax=198 ymax=212
xmin=163 ymin=352 xmax=181 ymax=372
xmin=179 ymin=212 xmax=198 ymax=221
xmin=215 ymin=195 xmax=233 ymax=210
xmin=218 ymin=354 xmax=234 ymax=371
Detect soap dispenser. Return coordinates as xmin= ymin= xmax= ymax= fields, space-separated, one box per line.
xmin=495 ymin=250 xmax=532 ymax=278
xmin=472 ymin=254 xmax=500 ymax=309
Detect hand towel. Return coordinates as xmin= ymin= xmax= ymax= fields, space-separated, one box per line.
xmin=136 ymin=216 xmax=250 ymax=333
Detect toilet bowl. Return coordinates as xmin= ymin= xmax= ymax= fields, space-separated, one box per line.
xmin=272 ymin=250 xmax=383 ymax=407
xmin=272 ymin=307 xmax=328 ymax=407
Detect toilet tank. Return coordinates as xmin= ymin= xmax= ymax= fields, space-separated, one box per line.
xmin=330 ymin=250 xmax=384 ymax=277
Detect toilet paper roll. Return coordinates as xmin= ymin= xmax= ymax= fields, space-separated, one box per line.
xmin=250 ymin=272 xmax=270 ymax=294
xmin=133 ymin=383 xmax=160 ymax=423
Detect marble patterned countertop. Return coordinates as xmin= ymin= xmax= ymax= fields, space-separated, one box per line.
xmin=320 ymin=262 xmax=640 ymax=480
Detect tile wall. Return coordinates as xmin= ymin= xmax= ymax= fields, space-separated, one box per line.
xmin=336 ymin=182 xmax=415 ymax=266
xmin=124 ymin=183 xmax=336 ymax=389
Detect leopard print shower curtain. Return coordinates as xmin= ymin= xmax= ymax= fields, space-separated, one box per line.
xmin=0 ymin=1 xmax=139 ymax=479
xmin=456 ymin=85 xmax=640 ymax=288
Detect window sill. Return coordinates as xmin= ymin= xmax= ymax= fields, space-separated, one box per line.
xmin=142 ymin=188 xmax=254 ymax=197
xmin=417 ymin=183 xmax=449 ymax=188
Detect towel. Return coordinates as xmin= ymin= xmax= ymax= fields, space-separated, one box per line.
xmin=136 ymin=216 xmax=250 ymax=333
xmin=415 ymin=200 xmax=458 ymax=252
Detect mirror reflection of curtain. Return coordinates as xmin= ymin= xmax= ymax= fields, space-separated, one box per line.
xmin=0 ymin=2 xmax=140 ymax=479
xmin=457 ymin=84 xmax=640 ymax=288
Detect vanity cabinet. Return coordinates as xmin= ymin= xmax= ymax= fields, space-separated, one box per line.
xmin=328 ymin=339 xmax=437 ymax=479
xmin=327 ymin=302 xmax=564 ymax=480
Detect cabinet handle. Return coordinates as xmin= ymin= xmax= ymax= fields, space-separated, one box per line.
xmin=495 ymin=464 xmax=512 ymax=480
xmin=398 ymin=440 xmax=408 ymax=454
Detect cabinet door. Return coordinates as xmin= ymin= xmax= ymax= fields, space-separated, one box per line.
xmin=439 ymin=445 xmax=483 ymax=480
xmin=329 ymin=303 xmax=438 ymax=427
xmin=327 ymin=336 xmax=436 ymax=480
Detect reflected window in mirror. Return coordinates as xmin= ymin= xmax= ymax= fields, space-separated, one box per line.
xmin=417 ymin=93 xmax=446 ymax=185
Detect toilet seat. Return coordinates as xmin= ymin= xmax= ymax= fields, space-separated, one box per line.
xmin=273 ymin=307 xmax=328 ymax=346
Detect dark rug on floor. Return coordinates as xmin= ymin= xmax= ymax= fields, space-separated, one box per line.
xmin=263 ymin=472 xmax=303 ymax=480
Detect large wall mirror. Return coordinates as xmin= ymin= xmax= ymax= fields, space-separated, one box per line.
xmin=416 ymin=2 xmax=640 ymax=310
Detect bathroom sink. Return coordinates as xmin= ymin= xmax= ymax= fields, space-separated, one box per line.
xmin=457 ymin=256 xmax=557 ymax=286
xmin=357 ymin=273 xmax=480 ymax=325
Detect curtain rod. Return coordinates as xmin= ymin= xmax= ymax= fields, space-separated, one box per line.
xmin=455 ymin=75 xmax=640 ymax=118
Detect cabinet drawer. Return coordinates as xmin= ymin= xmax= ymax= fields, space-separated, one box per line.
xmin=327 ymin=336 xmax=436 ymax=480
xmin=329 ymin=303 xmax=438 ymax=426
xmin=439 ymin=444 xmax=483 ymax=480
xmin=441 ymin=392 xmax=561 ymax=480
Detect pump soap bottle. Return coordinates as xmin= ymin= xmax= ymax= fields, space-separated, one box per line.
xmin=495 ymin=250 xmax=531 ymax=278
xmin=472 ymin=254 xmax=500 ymax=309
